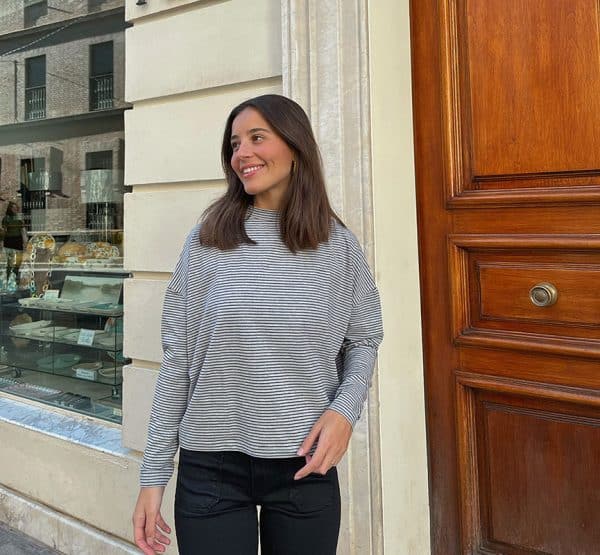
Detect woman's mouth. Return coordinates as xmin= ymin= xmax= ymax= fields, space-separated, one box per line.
xmin=241 ymin=164 xmax=264 ymax=178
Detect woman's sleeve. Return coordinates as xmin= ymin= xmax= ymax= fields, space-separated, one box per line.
xmin=328 ymin=239 xmax=384 ymax=427
xmin=139 ymin=231 xmax=194 ymax=487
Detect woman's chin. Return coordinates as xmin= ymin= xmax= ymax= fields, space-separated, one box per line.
xmin=243 ymin=185 xmax=264 ymax=196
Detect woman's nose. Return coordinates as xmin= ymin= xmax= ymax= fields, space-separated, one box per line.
xmin=236 ymin=141 xmax=252 ymax=157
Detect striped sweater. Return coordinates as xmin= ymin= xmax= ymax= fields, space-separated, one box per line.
xmin=140 ymin=206 xmax=383 ymax=487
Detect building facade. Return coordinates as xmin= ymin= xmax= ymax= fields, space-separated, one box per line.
xmin=0 ymin=1 xmax=429 ymax=554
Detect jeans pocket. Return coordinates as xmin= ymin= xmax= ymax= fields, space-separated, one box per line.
xmin=289 ymin=467 xmax=337 ymax=513
xmin=175 ymin=449 xmax=224 ymax=514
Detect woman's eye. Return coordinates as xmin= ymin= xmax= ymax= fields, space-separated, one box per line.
xmin=252 ymin=135 xmax=264 ymax=143
xmin=231 ymin=143 xmax=239 ymax=151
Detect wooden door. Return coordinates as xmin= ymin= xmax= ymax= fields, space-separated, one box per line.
xmin=410 ymin=1 xmax=600 ymax=554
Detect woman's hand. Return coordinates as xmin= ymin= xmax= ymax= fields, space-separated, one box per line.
xmin=132 ymin=486 xmax=171 ymax=554
xmin=294 ymin=409 xmax=353 ymax=480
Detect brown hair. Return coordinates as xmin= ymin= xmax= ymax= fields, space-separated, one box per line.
xmin=199 ymin=94 xmax=344 ymax=252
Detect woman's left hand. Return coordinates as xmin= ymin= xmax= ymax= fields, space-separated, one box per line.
xmin=294 ymin=409 xmax=352 ymax=480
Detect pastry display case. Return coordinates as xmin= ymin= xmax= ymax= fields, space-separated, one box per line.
xmin=0 ymin=234 xmax=129 ymax=423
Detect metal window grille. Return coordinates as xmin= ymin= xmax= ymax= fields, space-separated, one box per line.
xmin=25 ymin=86 xmax=46 ymax=120
xmin=90 ymin=74 xmax=114 ymax=111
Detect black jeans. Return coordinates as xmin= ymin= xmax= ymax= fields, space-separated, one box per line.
xmin=174 ymin=449 xmax=341 ymax=555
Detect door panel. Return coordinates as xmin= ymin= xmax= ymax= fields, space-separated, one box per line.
xmin=450 ymin=237 xmax=600 ymax=347
xmin=467 ymin=0 xmax=600 ymax=179
xmin=457 ymin=374 xmax=600 ymax=555
xmin=410 ymin=1 xmax=600 ymax=553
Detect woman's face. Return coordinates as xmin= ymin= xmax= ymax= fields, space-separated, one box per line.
xmin=230 ymin=107 xmax=295 ymax=209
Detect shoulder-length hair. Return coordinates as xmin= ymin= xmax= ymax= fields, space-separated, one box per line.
xmin=199 ymin=94 xmax=344 ymax=252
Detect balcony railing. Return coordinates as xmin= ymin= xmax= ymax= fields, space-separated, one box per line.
xmin=27 ymin=171 xmax=62 ymax=192
xmin=80 ymin=170 xmax=124 ymax=203
xmin=90 ymin=74 xmax=114 ymax=111
xmin=25 ymin=86 xmax=46 ymax=120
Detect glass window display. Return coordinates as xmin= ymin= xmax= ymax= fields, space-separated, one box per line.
xmin=0 ymin=0 xmax=129 ymax=423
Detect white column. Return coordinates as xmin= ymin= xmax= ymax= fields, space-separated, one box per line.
xmin=281 ymin=2 xmax=382 ymax=553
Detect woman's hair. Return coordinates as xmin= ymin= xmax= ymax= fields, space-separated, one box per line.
xmin=199 ymin=94 xmax=343 ymax=252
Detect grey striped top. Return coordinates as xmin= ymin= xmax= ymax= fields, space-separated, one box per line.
xmin=140 ymin=206 xmax=383 ymax=487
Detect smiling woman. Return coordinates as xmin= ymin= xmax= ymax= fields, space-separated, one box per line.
xmin=199 ymin=94 xmax=342 ymax=253
xmin=229 ymin=108 xmax=295 ymax=208
xmin=132 ymin=94 xmax=384 ymax=555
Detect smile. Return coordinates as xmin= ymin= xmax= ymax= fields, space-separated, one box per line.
xmin=241 ymin=165 xmax=264 ymax=177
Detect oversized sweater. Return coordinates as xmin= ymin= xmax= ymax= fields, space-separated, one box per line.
xmin=140 ymin=206 xmax=383 ymax=487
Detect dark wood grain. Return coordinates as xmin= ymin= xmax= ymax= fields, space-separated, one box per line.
xmin=410 ymin=0 xmax=462 ymax=550
xmin=410 ymin=1 xmax=600 ymax=553
xmin=467 ymin=0 xmax=600 ymax=178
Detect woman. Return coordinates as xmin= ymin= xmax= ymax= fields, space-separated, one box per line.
xmin=2 ymin=201 xmax=25 ymax=251
xmin=133 ymin=94 xmax=383 ymax=555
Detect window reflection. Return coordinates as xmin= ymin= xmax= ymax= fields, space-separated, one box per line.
xmin=0 ymin=0 xmax=129 ymax=423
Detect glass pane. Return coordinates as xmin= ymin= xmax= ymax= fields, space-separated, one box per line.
xmin=90 ymin=41 xmax=113 ymax=76
xmin=0 ymin=2 xmax=129 ymax=424
xmin=24 ymin=1 xmax=47 ymax=28
xmin=86 ymin=151 xmax=113 ymax=170
xmin=25 ymin=55 xmax=45 ymax=88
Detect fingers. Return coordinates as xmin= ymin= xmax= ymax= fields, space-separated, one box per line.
xmin=294 ymin=454 xmax=340 ymax=480
xmin=152 ymin=528 xmax=170 ymax=552
xmin=133 ymin=487 xmax=169 ymax=555
xmin=294 ymin=442 xmax=329 ymax=480
xmin=134 ymin=522 xmax=169 ymax=554
xmin=133 ymin=513 xmax=156 ymax=555
xmin=297 ymin=420 xmax=322 ymax=457
xmin=144 ymin=512 xmax=157 ymax=551
xmin=295 ymin=410 xmax=353 ymax=480
xmin=135 ymin=539 xmax=155 ymax=555
xmin=155 ymin=513 xmax=172 ymax=536
xmin=135 ymin=513 xmax=170 ymax=554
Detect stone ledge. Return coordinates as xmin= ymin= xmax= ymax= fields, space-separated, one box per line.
xmin=0 ymin=395 xmax=130 ymax=458
xmin=0 ymin=484 xmax=138 ymax=555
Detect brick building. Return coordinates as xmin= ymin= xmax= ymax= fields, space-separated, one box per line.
xmin=0 ymin=0 xmax=127 ymax=232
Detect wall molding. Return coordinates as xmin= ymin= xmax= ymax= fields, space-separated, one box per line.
xmin=281 ymin=1 xmax=383 ymax=553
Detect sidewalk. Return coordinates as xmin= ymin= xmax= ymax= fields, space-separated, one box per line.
xmin=0 ymin=523 xmax=63 ymax=555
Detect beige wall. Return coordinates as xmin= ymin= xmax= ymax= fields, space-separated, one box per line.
xmin=369 ymin=1 xmax=431 ymax=554
xmin=0 ymin=1 xmax=431 ymax=553
xmin=122 ymin=0 xmax=283 ymax=456
xmin=0 ymin=413 xmax=150 ymax=549
xmin=121 ymin=3 xmax=282 ymax=552
xmin=125 ymin=1 xmax=431 ymax=554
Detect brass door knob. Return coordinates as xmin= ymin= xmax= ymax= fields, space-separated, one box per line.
xmin=529 ymin=282 xmax=558 ymax=307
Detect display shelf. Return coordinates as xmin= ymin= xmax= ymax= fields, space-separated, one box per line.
xmin=2 ymin=329 xmax=123 ymax=352
xmin=23 ymin=264 xmax=125 ymax=274
xmin=27 ymin=229 xmax=124 ymax=236
xmin=0 ymin=297 xmax=123 ymax=317
xmin=0 ymin=271 xmax=128 ymax=398
xmin=16 ymin=299 xmax=123 ymax=317
xmin=0 ymin=372 xmax=122 ymax=424
xmin=0 ymin=342 xmax=124 ymax=386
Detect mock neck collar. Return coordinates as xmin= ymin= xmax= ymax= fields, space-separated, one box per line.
xmin=247 ymin=205 xmax=280 ymax=221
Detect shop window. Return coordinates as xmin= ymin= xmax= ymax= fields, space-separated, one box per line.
xmin=0 ymin=10 xmax=128 ymax=423
xmin=24 ymin=0 xmax=48 ymax=28
xmin=25 ymin=55 xmax=46 ymax=121
xmin=90 ymin=42 xmax=113 ymax=111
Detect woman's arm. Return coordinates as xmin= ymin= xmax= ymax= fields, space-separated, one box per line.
xmin=139 ymin=285 xmax=191 ymax=487
xmin=134 ymin=231 xmax=196 ymax=553
xmin=327 ymin=284 xmax=383 ymax=427
xmin=295 ymin=236 xmax=383 ymax=478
